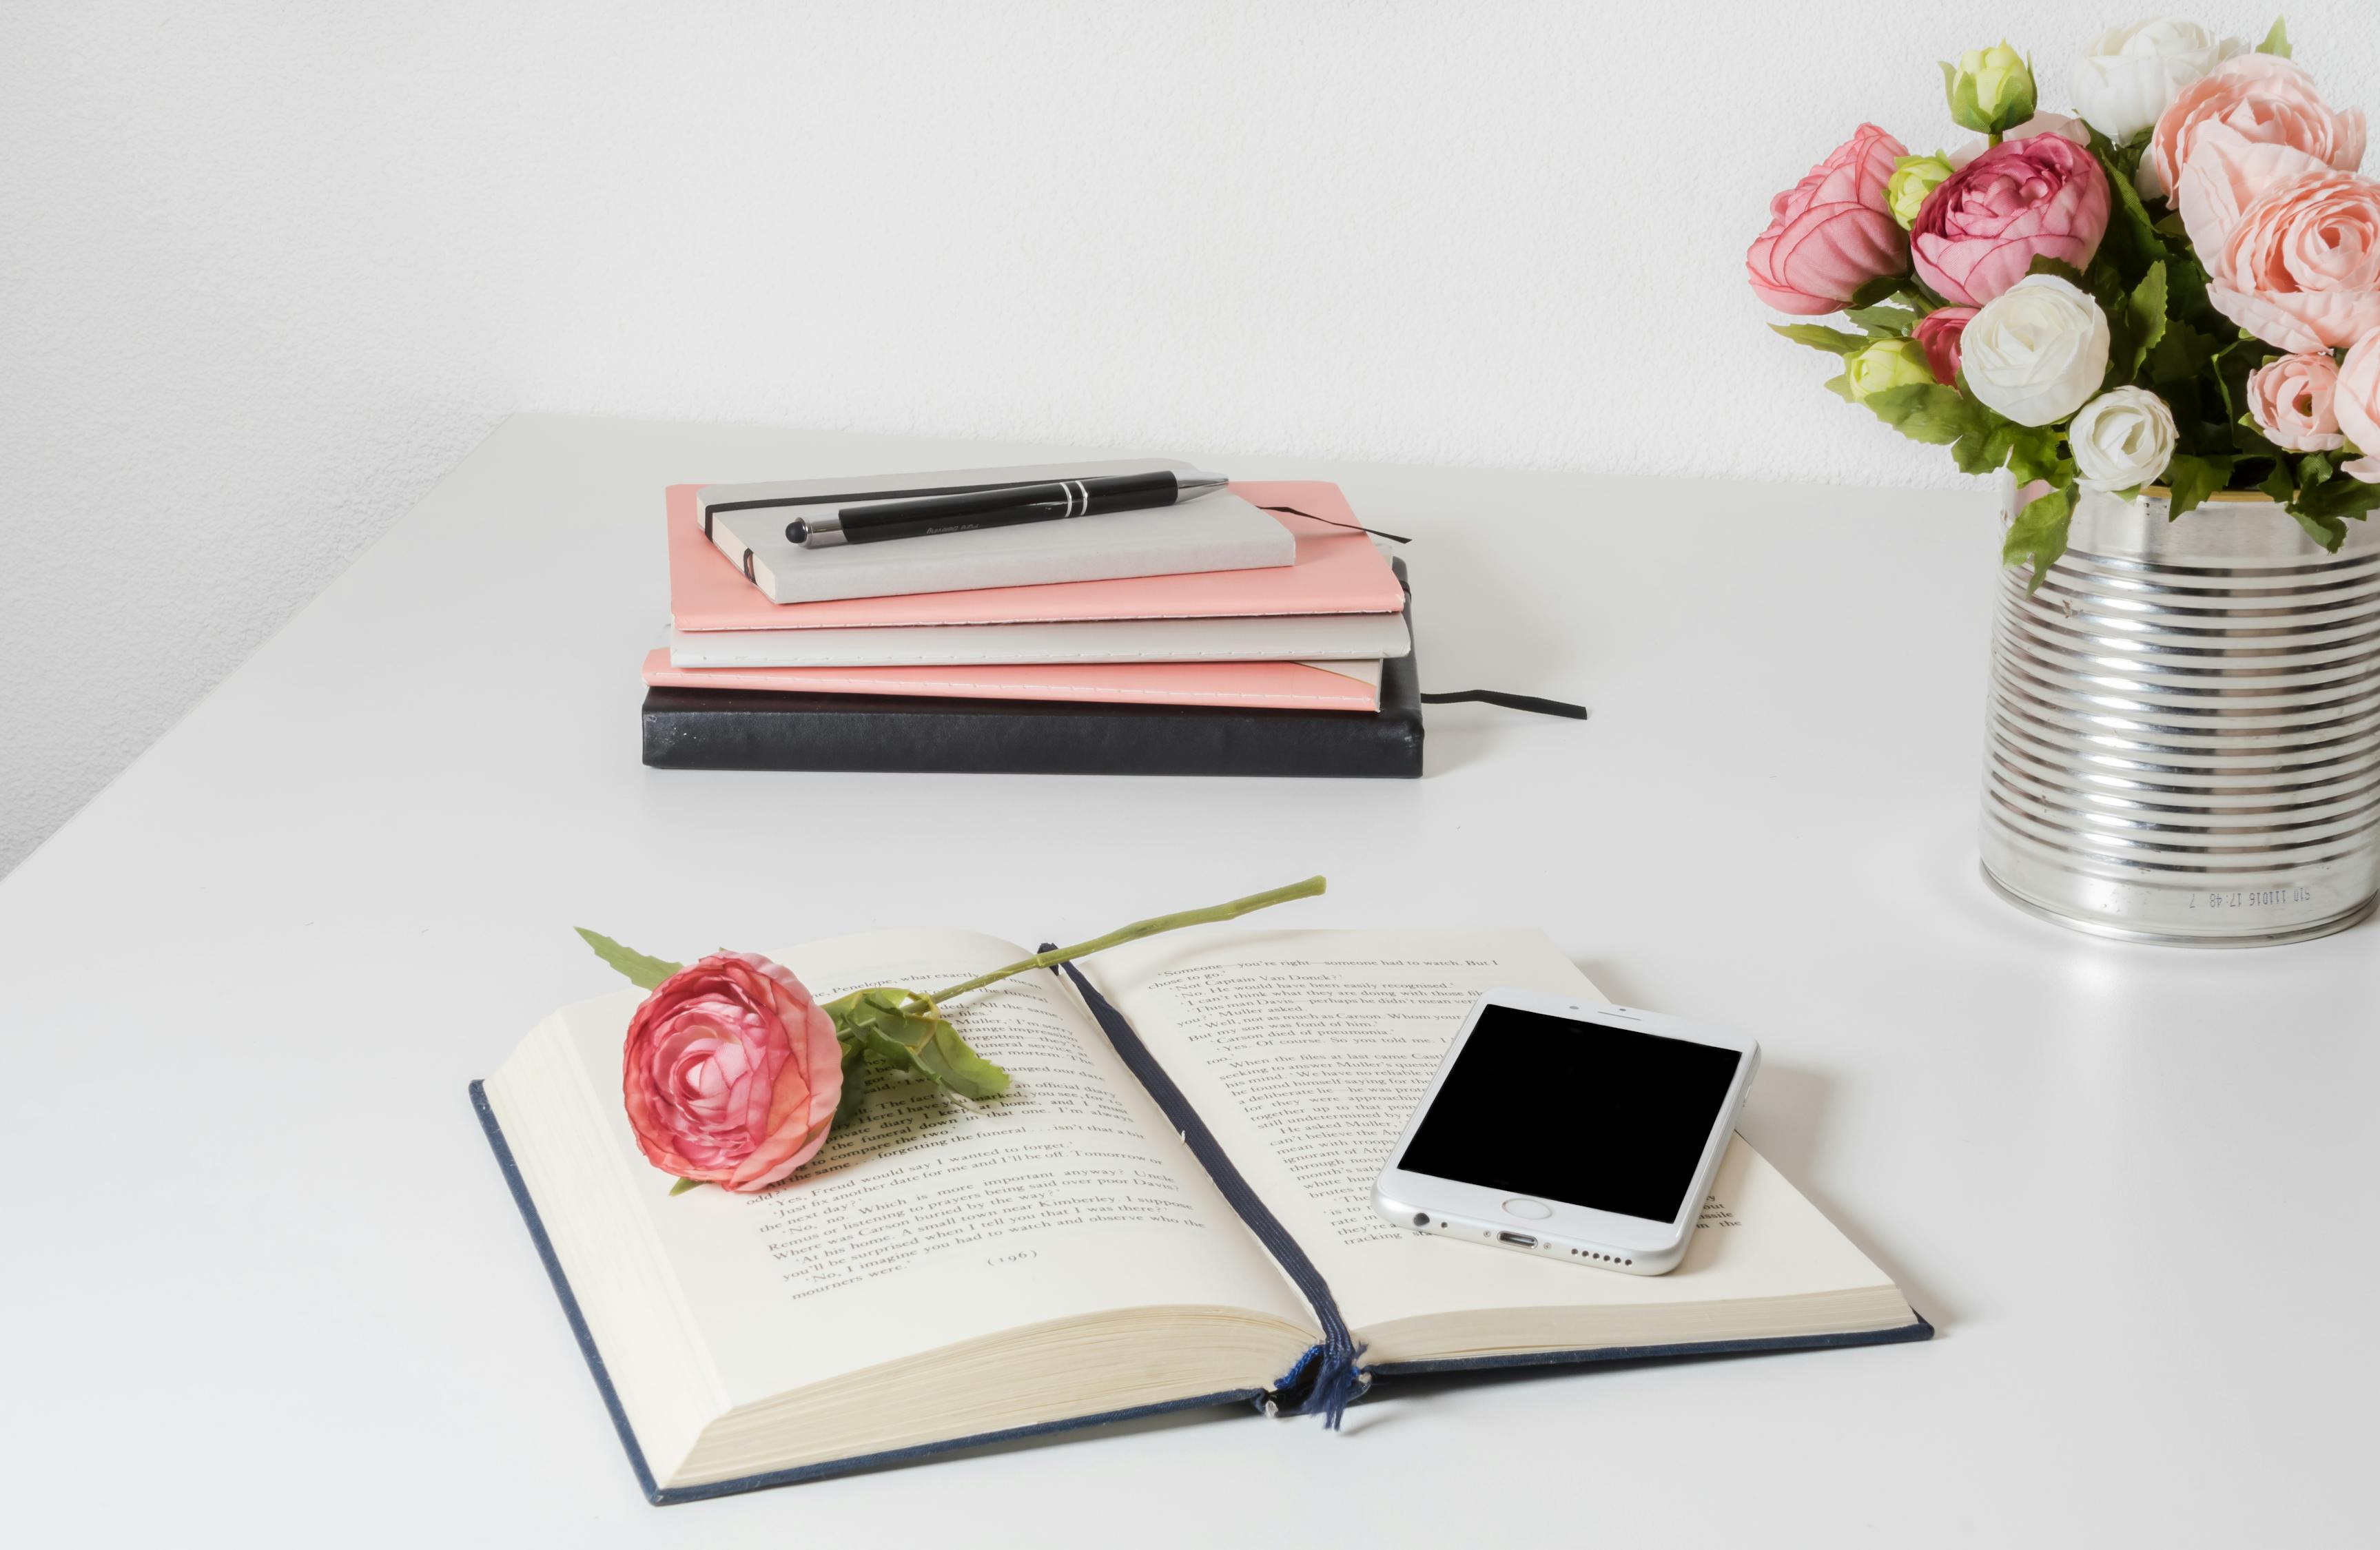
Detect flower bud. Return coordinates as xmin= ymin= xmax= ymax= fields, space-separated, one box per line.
xmin=1943 ymin=43 xmax=2038 ymax=135
xmin=1887 ymin=153 xmax=1956 ymax=227
xmin=1845 ymin=339 xmax=1938 ymax=402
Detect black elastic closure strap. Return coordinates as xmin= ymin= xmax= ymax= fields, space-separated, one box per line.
xmin=1419 ymin=689 xmax=1589 ymax=721
xmin=1050 ymin=955 xmax=1368 ymax=1427
xmin=1256 ymin=504 xmax=1412 ymax=545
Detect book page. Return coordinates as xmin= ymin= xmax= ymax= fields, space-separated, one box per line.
xmin=1084 ymin=930 xmax=1895 ymax=1341
xmin=548 ymin=929 xmax=1314 ymax=1407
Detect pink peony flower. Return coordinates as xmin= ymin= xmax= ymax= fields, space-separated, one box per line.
xmin=2332 ymin=332 xmax=2380 ymax=483
xmin=1947 ymin=112 xmax=2093 ymax=170
xmin=2202 ymin=169 xmax=2380 ymax=353
xmin=1910 ymin=134 xmax=2110 ymax=307
xmin=1747 ymin=124 xmax=1910 ymax=315
xmin=622 ymin=951 xmax=843 ymax=1192
xmin=2144 ymin=53 xmax=2365 ymax=202
xmin=2246 ymin=352 xmax=2347 ymax=452
xmin=1911 ymin=306 xmax=1977 ymax=385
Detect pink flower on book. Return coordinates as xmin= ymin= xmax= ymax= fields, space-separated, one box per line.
xmin=1746 ymin=123 xmax=1911 ymax=315
xmin=622 ymin=952 xmax=843 ymax=1192
xmin=1909 ymin=134 xmax=2110 ymax=307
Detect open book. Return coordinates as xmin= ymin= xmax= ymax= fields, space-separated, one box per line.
xmin=476 ymin=929 xmax=1926 ymax=1504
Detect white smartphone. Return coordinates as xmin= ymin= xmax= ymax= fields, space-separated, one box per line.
xmin=1372 ymin=988 xmax=1760 ymax=1276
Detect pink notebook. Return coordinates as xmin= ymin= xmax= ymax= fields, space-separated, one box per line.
xmin=668 ymin=480 xmax=1404 ymax=632
xmin=640 ymin=648 xmax=1382 ymax=711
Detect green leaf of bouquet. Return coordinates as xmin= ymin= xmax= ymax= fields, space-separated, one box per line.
xmin=1823 ymin=372 xmax=1854 ymax=402
xmin=1863 ymin=383 xmax=1991 ymax=446
xmin=2003 ymin=483 xmax=2076 ymax=588
xmin=2121 ymin=262 xmax=2168 ymax=382
xmin=2002 ymin=425 xmax=2068 ymax=486
xmin=1847 ymin=304 xmax=1919 ymax=338
xmin=826 ymin=989 xmax=1011 ymax=1102
xmin=1770 ymin=323 xmax=1868 ymax=356
xmin=2097 ymin=152 xmax=2170 ymax=276
xmin=2258 ymin=459 xmax=2297 ymax=504
xmin=1951 ymin=424 xmax=2007 ymax=475
xmin=1847 ymin=273 xmax=1910 ymax=311
xmin=2025 ymin=255 xmax=2088 ymax=290
xmin=2292 ymin=468 xmax=2380 ymax=528
xmin=668 ymin=1176 xmax=706 ymax=1196
xmin=2289 ymin=506 xmax=2349 ymax=550
xmin=2258 ymin=18 xmax=2291 ymax=59
xmin=575 ymin=927 xmax=684 ymax=989
xmin=2163 ymin=453 xmax=2233 ymax=520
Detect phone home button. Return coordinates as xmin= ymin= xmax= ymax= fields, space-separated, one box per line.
xmin=1501 ymin=1197 xmax=1554 ymax=1221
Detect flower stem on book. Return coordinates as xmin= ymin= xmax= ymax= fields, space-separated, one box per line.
xmin=575 ymin=875 xmax=1326 ymax=1195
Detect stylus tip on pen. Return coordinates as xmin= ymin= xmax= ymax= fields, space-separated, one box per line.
xmin=786 ymin=518 xmax=810 ymax=545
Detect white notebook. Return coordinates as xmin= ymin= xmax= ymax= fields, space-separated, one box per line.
xmin=701 ymin=460 xmax=1297 ymax=604
xmin=665 ymin=610 xmax=1413 ymax=669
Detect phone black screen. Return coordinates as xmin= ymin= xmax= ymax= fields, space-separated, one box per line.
xmin=1397 ymin=1006 xmax=1742 ymax=1223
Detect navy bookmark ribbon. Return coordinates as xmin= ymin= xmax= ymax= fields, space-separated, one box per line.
xmin=1051 ymin=955 xmax=1369 ymax=1427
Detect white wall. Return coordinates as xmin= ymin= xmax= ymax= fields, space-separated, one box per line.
xmin=6 ymin=1 xmax=2377 ymax=875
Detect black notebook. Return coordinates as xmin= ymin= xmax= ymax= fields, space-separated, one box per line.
xmin=477 ymin=928 xmax=1928 ymax=1504
xmin=642 ymin=567 xmax=1424 ymax=778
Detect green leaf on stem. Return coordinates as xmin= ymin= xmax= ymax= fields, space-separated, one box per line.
xmin=2026 ymin=255 xmax=2088 ymax=290
xmin=1847 ymin=304 xmax=1920 ymax=338
xmin=2290 ymin=468 xmax=2380 ymax=546
xmin=668 ymin=1177 xmax=706 ymax=1196
xmin=2003 ymin=482 xmax=2077 ymax=588
xmin=575 ymin=928 xmax=684 ymax=989
xmin=826 ymin=988 xmax=1010 ymax=1101
xmin=834 ymin=1037 xmax=868 ymax=1125
xmin=2163 ymin=453 xmax=2233 ymax=520
xmin=2258 ymin=18 xmax=2291 ymax=59
xmin=2258 ymin=460 xmax=2297 ymax=504
xmin=1863 ymin=383 xmax=1993 ymax=445
xmin=1823 ymin=372 xmax=1855 ymax=402
xmin=1846 ymin=273 xmax=1911 ymax=311
xmin=2120 ymin=262 xmax=2168 ymax=381
xmin=1771 ymin=323 xmax=1868 ymax=356
xmin=2001 ymin=426 xmax=2068 ymax=486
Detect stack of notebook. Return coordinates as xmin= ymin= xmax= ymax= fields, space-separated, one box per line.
xmin=642 ymin=461 xmax=1424 ymax=776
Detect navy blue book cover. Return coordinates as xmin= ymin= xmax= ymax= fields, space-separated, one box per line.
xmin=473 ymin=962 xmax=1931 ymax=1505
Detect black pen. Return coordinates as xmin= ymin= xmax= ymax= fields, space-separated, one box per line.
xmin=786 ymin=470 xmax=1228 ymax=548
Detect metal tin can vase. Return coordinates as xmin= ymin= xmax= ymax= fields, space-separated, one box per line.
xmin=1980 ymin=482 xmax=2380 ymax=947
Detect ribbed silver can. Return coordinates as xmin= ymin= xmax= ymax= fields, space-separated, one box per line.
xmin=1980 ymin=482 xmax=2380 ymax=946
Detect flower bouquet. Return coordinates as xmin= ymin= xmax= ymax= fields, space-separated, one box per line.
xmin=1749 ymin=18 xmax=2378 ymax=579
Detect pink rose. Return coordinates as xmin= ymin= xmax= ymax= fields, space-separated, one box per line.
xmin=2332 ymin=333 xmax=2380 ymax=483
xmin=2202 ymin=169 xmax=2380 ymax=352
xmin=1747 ymin=124 xmax=1909 ymax=315
xmin=2144 ymin=53 xmax=2365 ymax=202
xmin=1948 ymin=112 xmax=2093 ymax=170
xmin=1910 ymin=134 xmax=2111 ymax=307
xmin=1911 ymin=306 xmax=1976 ymax=385
xmin=2246 ymin=351 xmax=2347 ymax=452
xmin=622 ymin=951 xmax=843 ymax=1192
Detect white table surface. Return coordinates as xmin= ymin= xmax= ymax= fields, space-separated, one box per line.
xmin=4 ymin=415 xmax=2370 ymax=1547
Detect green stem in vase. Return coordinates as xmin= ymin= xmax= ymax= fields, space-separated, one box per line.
xmin=903 ymin=875 xmax=1327 ymax=1013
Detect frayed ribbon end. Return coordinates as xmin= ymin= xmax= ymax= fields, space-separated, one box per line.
xmin=1264 ymin=1339 xmax=1371 ymax=1429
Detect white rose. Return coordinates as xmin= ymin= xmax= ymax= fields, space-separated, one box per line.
xmin=2068 ymin=19 xmax=2244 ymax=143
xmin=2069 ymin=386 xmax=2179 ymax=490
xmin=1962 ymin=276 xmax=2113 ymax=426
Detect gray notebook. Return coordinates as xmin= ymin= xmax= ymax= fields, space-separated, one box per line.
xmin=701 ymin=459 xmax=1296 ymax=604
